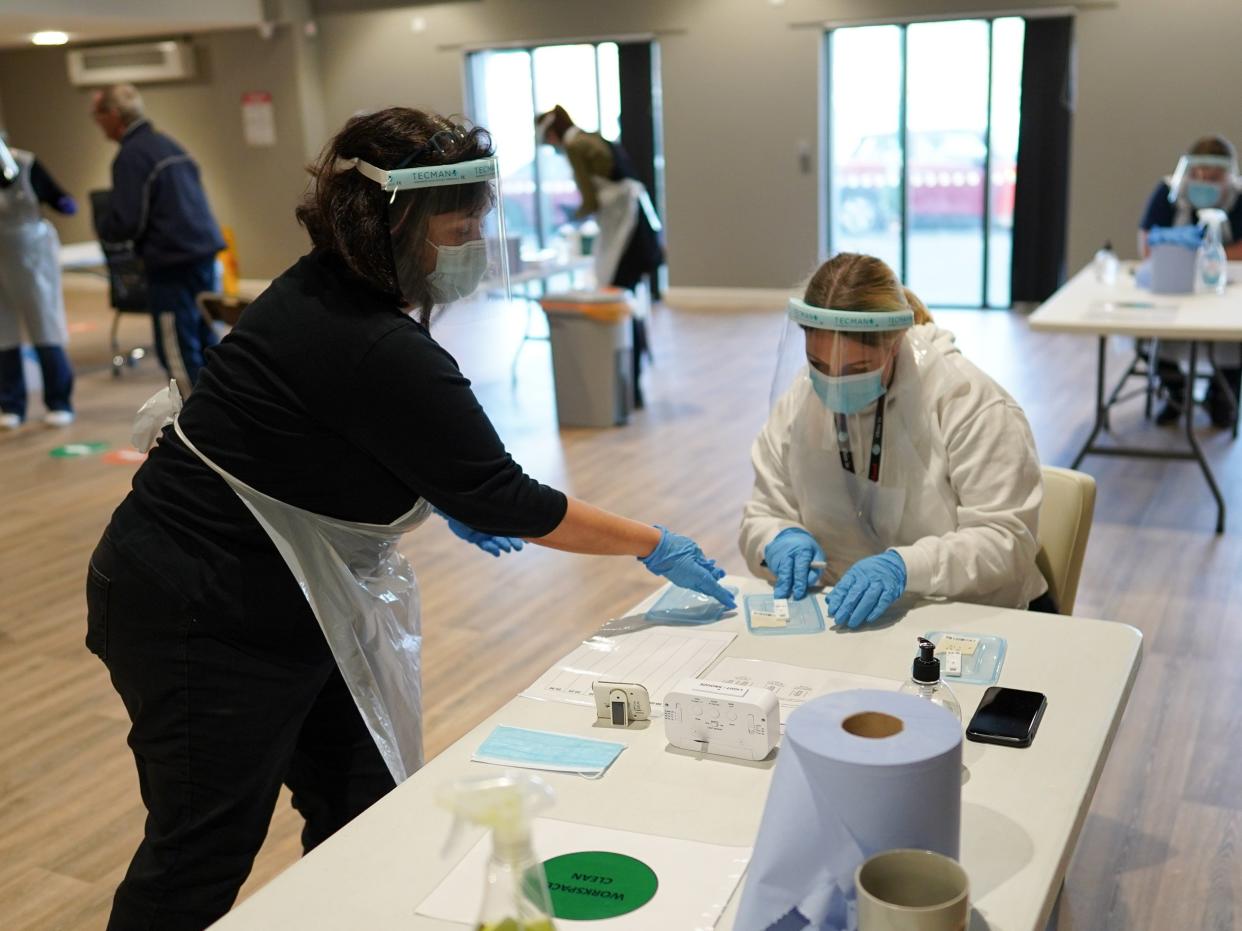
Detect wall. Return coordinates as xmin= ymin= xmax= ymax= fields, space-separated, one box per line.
xmin=2 ymin=0 xmax=1241 ymax=288
xmin=0 ymin=25 xmax=315 ymax=278
xmin=312 ymin=0 xmax=1242 ymax=289
xmin=1069 ymin=0 xmax=1242 ymax=264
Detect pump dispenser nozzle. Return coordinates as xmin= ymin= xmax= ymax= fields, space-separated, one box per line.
xmin=899 ymin=637 xmax=962 ymax=723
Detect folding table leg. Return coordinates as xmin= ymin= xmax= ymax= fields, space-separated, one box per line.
xmin=1071 ymin=336 xmax=1109 ymax=469
xmin=1186 ymin=341 xmax=1227 ymax=533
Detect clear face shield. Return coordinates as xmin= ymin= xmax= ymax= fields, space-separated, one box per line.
xmin=347 ymin=153 xmax=511 ymax=310
xmin=1169 ymin=153 xmax=1240 ymax=211
xmin=0 ymin=135 xmax=19 ymax=186
xmin=771 ymin=298 xmax=914 ymax=414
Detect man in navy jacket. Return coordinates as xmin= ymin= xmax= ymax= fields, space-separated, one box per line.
xmin=93 ymin=83 xmax=225 ymax=386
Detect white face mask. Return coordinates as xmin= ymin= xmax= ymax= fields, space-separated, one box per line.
xmin=425 ymin=239 xmax=488 ymax=304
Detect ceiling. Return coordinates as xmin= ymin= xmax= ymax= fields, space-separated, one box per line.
xmin=0 ymin=2 xmax=264 ymax=51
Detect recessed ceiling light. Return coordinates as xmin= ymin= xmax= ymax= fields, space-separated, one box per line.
xmin=32 ymin=31 xmax=69 ymax=46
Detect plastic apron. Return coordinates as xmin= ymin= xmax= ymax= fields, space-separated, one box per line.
xmin=134 ymin=382 xmax=432 ymax=784
xmin=590 ymin=174 xmax=661 ymax=288
xmin=784 ymin=333 xmax=960 ymax=584
xmin=0 ymin=148 xmax=67 ymax=350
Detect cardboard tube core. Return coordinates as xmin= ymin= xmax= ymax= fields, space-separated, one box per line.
xmin=842 ymin=711 xmax=904 ymax=739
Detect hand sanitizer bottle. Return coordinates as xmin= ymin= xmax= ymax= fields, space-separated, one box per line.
xmin=898 ymin=637 xmax=962 ymax=723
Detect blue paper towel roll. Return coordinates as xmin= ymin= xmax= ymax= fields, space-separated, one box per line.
xmin=736 ymin=689 xmax=962 ymax=931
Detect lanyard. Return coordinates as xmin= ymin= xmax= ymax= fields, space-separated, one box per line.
xmin=835 ymin=395 xmax=886 ymax=483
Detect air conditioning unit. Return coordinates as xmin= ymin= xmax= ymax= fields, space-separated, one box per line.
xmin=66 ymin=40 xmax=196 ymax=87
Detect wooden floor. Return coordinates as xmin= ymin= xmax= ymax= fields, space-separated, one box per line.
xmin=2 ymin=283 xmax=1240 ymax=930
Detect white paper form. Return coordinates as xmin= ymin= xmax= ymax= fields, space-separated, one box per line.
xmin=522 ymin=628 xmax=735 ymax=706
xmin=1083 ymin=299 xmax=1179 ymax=323
xmin=706 ymin=657 xmax=900 ymax=727
xmin=415 ymin=818 xmax=751 ymax=930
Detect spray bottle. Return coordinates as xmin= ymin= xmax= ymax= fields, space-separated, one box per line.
xmin=437 ymin=772 xmax=559 ymax=931
xmin=1196 ymin=208 xmax=1229 ymax=296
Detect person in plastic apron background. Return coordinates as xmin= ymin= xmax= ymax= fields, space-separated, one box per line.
xmin=0 ymin=134 xmax=77 ymax=429
xmin=1137 ymin=135 xmax=1242 ymax=426
xmin=739 ymin=252 xmax=1051 ymax=630
xmin=86 ymin=108 xmax=733 ymax=931
xmin=537 ymin=105 xmax=664 ymax=407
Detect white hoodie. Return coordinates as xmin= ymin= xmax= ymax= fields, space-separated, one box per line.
xmin=739 ymin=323 xmax=1048 ymax=609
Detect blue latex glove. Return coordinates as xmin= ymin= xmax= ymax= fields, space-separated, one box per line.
xmin=763 ymin=527 xmax=826 ymax=601
xmin=438 ymin=511 xmax=524 ymax=558
xmin=56 ymin=195 xmax=77 ymax=216
xmin=827 ymin=550 xmax=907 ymax=628
xmin=640 ymin=525 xmax=736 ymax=610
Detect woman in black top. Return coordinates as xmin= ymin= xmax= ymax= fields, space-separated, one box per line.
xmin=86 ymin=109 xmax=732 ymax=931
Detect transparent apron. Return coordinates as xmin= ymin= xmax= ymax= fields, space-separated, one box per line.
xmin=591 ymin=175 xmax=660 ymax=287
xmin=135 ymin=383 xmax=431 ymax=783
xmin=0 ymin=149 xmax=67 ymax=349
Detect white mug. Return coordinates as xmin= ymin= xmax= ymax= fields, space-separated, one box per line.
xmin=855 ymin=848 xmax=970 ymax=931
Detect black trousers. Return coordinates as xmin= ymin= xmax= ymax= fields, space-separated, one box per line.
xmin=86 ymin=532 xmax=395 ymax=931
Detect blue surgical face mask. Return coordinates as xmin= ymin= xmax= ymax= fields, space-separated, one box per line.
xmin=1187 ymin=180 xmax=1224 ymax=209
xmin=426 ymin=238 xmax=489 ymax=304
xmin=808 ymin=366 xmax=887 ymax=414
xmin=472 ymin=725 xmax=625 ymax=778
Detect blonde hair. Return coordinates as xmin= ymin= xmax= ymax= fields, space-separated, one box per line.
xmin=96 ymin=83 xmax=145 ymax=126
xmin=804 ymin=252 xmax=933 ymax=326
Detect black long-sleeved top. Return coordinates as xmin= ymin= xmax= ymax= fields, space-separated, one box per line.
xmin=105 ymin=249 xmax=567 ymax=622
xmin=28 ymin=159 xmax=70 ymax=208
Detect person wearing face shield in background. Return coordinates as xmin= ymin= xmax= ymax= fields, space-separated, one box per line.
xmin=0 ymin=133 xmax=77 ymax=429
xmin=84 ymin=108 xmax=731 ymax=931
xmin=1138 ymin=135 xmax=1242 ymax=427
xmin=739 ymin=253 xmax=1050 ymax=629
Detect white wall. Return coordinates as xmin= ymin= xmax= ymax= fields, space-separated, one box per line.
xmin=2 ymin=0 xmax=1241 ymax=289
xmin=0 ymin=25 xmax=316 ymax=278
xmin=312 ymin=0 xmax=1242 ymax=289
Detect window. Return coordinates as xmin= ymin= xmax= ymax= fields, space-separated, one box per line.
xmin=827 ymin=18 xmax=1025 ymax=308
xmin=468 ymin=42 xmax=621 ymax=253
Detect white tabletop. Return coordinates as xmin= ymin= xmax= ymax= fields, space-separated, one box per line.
xmin=58 ymin=240 xmax=105 ymax=271
xmin=210 ymin=578 xmax=1141 ymax=931
xmin=509 ymin=255 xmax=594 ymax=288
xmin=1029 ymin=261 xmax=1242 ymax=340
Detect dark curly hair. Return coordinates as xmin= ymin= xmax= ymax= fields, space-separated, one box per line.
xmin=296 ymin=108 xmax=494 ymax=322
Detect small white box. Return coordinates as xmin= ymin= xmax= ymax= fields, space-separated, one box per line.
xmin=592 ymin=680 xmax=651 ymax=726
xmin=663 ymin=677 xmax=780 ymax=761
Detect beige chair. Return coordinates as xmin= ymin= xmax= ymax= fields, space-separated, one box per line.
xmin=1035 ymin=466 xmax=1096 ymax=614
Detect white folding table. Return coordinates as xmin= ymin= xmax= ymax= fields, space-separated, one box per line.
xmin=209 ymin=576 xmax=1140 ymax=931
xmin=1029 ymin=262 xmax=1242 ymax=532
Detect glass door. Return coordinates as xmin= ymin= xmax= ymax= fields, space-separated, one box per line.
xmin=468 ymin=42 xmax=623 ymax=253
xmin=827 ymin=18 xmax=1025 ymax=308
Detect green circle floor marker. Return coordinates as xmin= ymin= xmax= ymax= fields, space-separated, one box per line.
xmin=50 ymin=442 xmax=109 ymax=458
xmin=536 ymin=851 xmax=658 ymax=920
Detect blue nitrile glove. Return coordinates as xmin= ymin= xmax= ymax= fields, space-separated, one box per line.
xmin=763 ymin=527 xmax=826 ymax=601
xmin=437 ymin=510 xmax=524 ymax=558
xmin=640 ymin=525 xmax=736 ymax=610
xmin=827 ymin=550 xmax=907 ymax=628
xmin=56 ymin=195 xmax=77 ymax=216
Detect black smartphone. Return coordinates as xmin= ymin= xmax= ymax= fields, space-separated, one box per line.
xmin=965 ymin=686 xmax=1047 ymax=747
